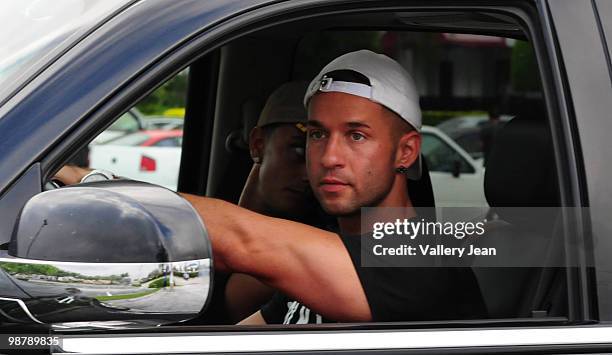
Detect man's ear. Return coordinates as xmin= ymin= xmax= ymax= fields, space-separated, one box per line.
xmin=249 ymin=126 xmax=265 ymax=164
xmin=395 ymin=131 xmax=421 ymax=169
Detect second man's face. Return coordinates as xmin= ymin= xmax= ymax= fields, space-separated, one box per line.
xmin=257 ymin=124 xmax=316 ymax=218
xmin=306 ymin=92 xmax=399 ymax=216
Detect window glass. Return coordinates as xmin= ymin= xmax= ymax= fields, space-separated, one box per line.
xmin=105 ymin=132 xmax=150 ymax=146
xmin=153 ymin=137 xmax=181 ymax=147
xmin=85 ymin=69 xmax=187 ymax=191
xmin=296 ymin=31 xmax=541 ymax=209
xmin=421 ymin=132 xmax=473 ymax=174
xmin=107 ymin=112 xmax=141 ymax=133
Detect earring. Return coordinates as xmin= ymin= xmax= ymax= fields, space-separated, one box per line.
xmin=253 ymin=156 xmax=261 ymax=164
xmin=395 ymin=166 xmax=409 ymax=174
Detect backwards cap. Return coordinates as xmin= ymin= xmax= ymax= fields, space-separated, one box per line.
xmin=304 ymin=50 xmax=422 ymax=179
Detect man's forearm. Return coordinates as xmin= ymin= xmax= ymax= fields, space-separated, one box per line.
xmin=180 ymin=193 xmax=266 ymax=274
xmin=54 ymin=165 xmax=93 ymax=185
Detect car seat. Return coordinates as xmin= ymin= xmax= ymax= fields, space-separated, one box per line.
xmin=473 ymin=112 xmax=567 ymax=319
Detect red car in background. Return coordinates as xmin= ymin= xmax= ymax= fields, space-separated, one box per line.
xmin=108 ymin=129 xmax=183 ymax=147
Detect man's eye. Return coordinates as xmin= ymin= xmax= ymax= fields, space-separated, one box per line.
xmin=309 ymin=130 xmax=325 ymax=140
xmin=351 ymin=132 xmax=365 ymax=141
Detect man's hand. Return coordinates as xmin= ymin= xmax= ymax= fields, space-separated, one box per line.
xmin=238 ymin=311 xmax=267 ymax=325
xmin=53 ymin=165 xmax=92 ymax=185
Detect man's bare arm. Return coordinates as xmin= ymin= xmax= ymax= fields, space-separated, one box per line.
xmin=54 ymin=165 xmax=92 ymax=185
xmin=48 ymin=168 xmax=371 ymax=322
xmin=182 ymin=194 xmax=371 ymax=322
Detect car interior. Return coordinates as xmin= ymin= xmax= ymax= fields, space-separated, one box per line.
xmin=57 ymin=5 xmax=573 ymax=327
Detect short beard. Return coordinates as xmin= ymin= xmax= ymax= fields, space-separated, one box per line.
xmin=323 ymin=178 xmax=395 ymax=218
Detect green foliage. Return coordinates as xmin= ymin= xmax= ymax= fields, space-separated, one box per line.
xmin=422 ymin=110 xmax=487 ymax=126
xmin=148 ymin=276 xmax=171 ymax=289
xmin=136 ymin=70 xmax=188 ymax=115
xmin=1 ymin=262 xmax=128 ymax=283
xmin=510 ymin=40 xmax=541 ymax=92
xmin=1 ymin=262 xmax=72 ymax=277
xmin=96 ymin=288 xmax=159 ymax=302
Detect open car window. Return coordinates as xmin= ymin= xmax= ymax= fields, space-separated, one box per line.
xmin=41 ymin=2 xmax=583 ymax=335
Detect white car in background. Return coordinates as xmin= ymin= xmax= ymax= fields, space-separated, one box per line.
xmin=421 ymin=126 xmax=488 ymax=221
xmin=142 ymin=117 xmax=185 ymax=130
xmin=436 ymin=114 xmax=514 ymax=160
xmin=89 ymin=130 xmax=182 ymax=190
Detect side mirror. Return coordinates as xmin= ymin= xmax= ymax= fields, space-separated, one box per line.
xmin=0 ymin=181 xmax=212 ymax=329
xmin=452 ymin=159 xmax=462 ymax=178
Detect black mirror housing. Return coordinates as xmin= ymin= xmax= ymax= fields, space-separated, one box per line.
xmin=1 ymin=181 xmax=213 ymax=328
xmin=9 ymin=180 xmax=210 ymax=263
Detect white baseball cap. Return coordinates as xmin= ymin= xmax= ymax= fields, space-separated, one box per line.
xmin=304 ymin=50 xmax=422 ymax=179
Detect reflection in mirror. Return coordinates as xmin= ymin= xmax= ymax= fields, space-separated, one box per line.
xmin=0 ymin=257 xmax=210 ymax=327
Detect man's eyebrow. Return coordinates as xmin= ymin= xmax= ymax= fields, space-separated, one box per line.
xmin=307 ymin=120 xmax=371 ymax=129
xmin=306 ymin=120 xmax=324 ymax=128
xmin=347 ymin=121 xmax=371 ymax=129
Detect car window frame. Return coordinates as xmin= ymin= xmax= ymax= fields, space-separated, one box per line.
xmin=546 ymin=0 xmax=612 ymax=322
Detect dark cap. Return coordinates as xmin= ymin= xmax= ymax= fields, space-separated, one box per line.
xmin=257 ymin=81 xmax=308 ymax=129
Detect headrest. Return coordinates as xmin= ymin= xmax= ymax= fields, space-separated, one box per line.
xmin=409 ymin=155 xmax=435 ymax=208
xmin=484 ymin=115 xmax=559 ymax=208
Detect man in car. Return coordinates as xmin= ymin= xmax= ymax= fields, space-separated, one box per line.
xmin=224 ymin=81 xmax=324 ymax=322
xmin=183 ymin=50 xmax=486 ymax=324
xmin=58 ymin=50 xmax=486 ymax=324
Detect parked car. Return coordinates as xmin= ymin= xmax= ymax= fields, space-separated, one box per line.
xmin=437 ymin=114 xmax=513 ymax=135
xmin=421 ymin=126 xmax=487 ymax=209
xmin=142 ymin=117 xmax=185 ymax=131
xmin=437 ymin=115 xmax=513 ymax=159
xmin=90 ymin=108 xmax=145 ymax=145
xmin=102 ymin=129 xmax=183 ymax=147
xmin=89 ymin=130 xmax=183 ymax=190
xmin=0 ymin=0 xmax=611 ymax=354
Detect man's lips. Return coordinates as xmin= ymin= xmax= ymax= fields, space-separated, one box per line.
xmin=319 ymin=177 xmax=349 ymax=193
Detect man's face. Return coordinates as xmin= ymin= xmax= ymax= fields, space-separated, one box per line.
xmin=306 ymin=92 xmax=400 ymax=216
xmin=257 ymin=124 xmax=316 ymax=218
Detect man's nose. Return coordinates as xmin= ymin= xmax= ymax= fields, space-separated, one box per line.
xmin=320 ymin=134 xmax=344 ymax=169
